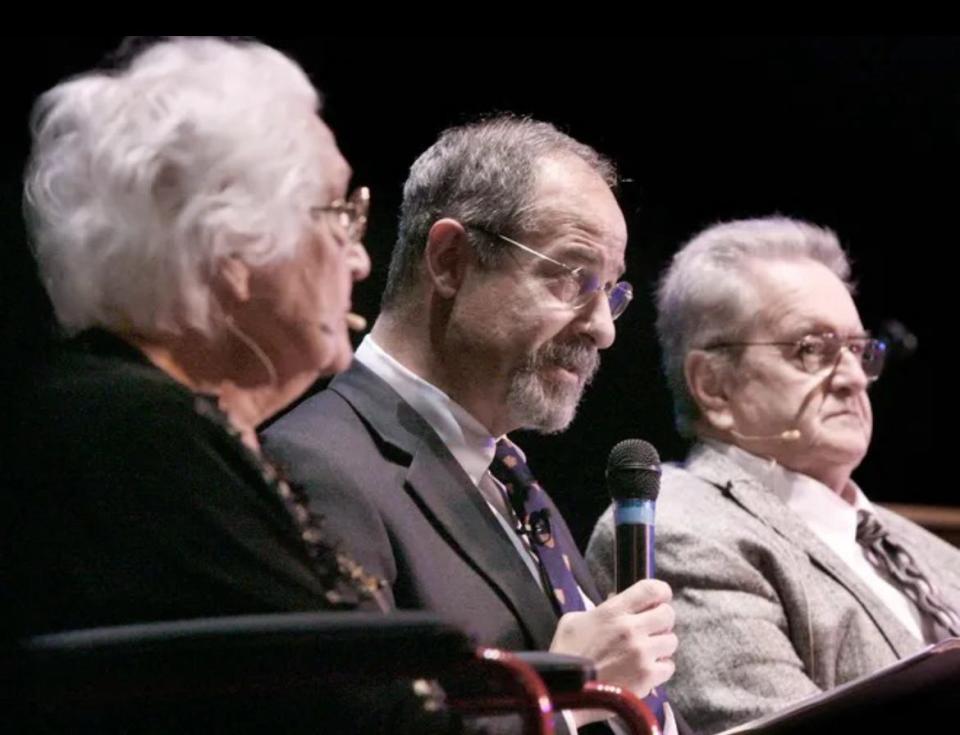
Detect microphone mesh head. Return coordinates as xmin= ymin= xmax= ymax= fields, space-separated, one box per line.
xmin=606 ymin=439 xmax=661 ymax=501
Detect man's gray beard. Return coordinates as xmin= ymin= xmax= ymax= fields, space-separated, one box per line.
xmin=506 ymin=339 xmax=600 ymax=434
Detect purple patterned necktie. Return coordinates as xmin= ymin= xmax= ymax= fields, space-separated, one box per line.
xmin=489 ymin=438 xmax=586 ymax=614
xmin=856 ymin=510 xmax=960 ymax=637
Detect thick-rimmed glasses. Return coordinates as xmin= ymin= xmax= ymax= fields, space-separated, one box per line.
xmin=706 ymin=333 xmax=888 ymax=381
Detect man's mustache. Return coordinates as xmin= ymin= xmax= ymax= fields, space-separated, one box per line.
xmin=525 ymin=340 xmax=600 ymax=385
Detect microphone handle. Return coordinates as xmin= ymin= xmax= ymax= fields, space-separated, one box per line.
xmin=614 ymin=498 xmax=656 ymax=593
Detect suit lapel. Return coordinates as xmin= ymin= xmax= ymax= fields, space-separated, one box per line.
xmin=687 ymin=443 xmax=919 ymax=658
xmin=331 ymin=363 xmax=559 ymax=648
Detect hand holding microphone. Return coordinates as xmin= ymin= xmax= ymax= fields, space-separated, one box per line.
xmin=549 ymin=438 xmax=678 ymax=701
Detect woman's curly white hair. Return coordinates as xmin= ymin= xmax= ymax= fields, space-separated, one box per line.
xmin=25 ymin=36 xmax=329 ymax=337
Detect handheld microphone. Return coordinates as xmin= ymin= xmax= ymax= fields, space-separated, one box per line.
xmin=607 ymin=439 xmax=661 ymax=592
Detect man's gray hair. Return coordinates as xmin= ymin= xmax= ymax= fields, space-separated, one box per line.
xmin=382 ymin=114 xmax=617 ymax=311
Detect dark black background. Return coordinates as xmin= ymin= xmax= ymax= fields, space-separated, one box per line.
xmin=2 ymin=37 xmax=955 ymax=548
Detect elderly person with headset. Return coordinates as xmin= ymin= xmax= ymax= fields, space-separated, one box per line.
xmin=588 ymin=217 xmax=960 ymax=733
xmin=1 ymin=35 xmax=482 ymax=735
xmin=4 ymin=37 xmax=380 ymax=633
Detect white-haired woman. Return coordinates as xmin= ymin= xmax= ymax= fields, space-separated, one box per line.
xmin=6 ymin=37 xmax=385 ymax=633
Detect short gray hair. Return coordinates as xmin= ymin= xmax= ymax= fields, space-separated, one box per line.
xmin=24 ymin=37 xmax=329 ymax=338
xmin=381 ymin=114 xmax=617 ymax=311
xmin=656 ymin=216 xmax=853 ymax=436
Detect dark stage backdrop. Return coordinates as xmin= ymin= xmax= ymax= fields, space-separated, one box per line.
xmin=3 ymin=36 xmax=955 ymax=549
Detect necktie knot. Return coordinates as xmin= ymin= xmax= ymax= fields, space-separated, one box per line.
xmin=856 ymin=510 xmax=888 ymax=547
xmin=490 ymin=438 xmax=542 ymax=537
xmin=492 ymin=438 xmax=537 ymax=491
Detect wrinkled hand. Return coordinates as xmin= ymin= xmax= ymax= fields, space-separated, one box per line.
xmin=550 ymin=579 xmax=677 ymax=699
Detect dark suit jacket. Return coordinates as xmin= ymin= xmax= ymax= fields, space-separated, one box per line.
xmin=262 ymin=360 xmax=601 ymax=650
xmin=264 ymin=361 xmax=697 ymax=735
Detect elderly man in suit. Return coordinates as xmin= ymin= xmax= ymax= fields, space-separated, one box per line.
xmin=262 ymin=115 xmax=682 ymax=733
xmin=587 ymin=216 xmax=960 ymax=734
